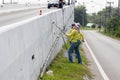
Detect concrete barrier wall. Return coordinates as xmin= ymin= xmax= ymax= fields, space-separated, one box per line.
xmin=0 ymin=5 xmax=74 ymax=80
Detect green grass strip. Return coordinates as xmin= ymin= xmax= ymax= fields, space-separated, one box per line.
xmin=40 ymin=46 xmax=93 ymax=80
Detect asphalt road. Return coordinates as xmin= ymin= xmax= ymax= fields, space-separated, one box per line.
xmin=83 ymin=30 xmax=120 ymax=80
xmin=0 ymin=7 xmax=56 ymax=27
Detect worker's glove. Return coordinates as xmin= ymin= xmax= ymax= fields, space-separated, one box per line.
xmin=82 ymin=40 xmax=84 ymax=42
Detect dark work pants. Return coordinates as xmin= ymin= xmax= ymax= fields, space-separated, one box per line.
xmin=68 ymin=42 xmax=82 ymax=64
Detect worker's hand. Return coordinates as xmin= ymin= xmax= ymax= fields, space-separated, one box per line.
xmin=82 ymin=40 xmax=84 ymax=42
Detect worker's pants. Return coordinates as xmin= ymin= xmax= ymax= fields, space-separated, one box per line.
xmin=68 ymin=42 xmax=82 ymax=64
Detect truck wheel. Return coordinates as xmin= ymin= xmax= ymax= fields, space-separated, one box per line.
xmin=48 ymin=4 xmax=51 ymax=9
xmin=59 ymin=2 xmax=63 ymax=8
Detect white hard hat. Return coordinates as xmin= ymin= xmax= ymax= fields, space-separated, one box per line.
xmin=76 ymin=23 xmax=81 ymax=27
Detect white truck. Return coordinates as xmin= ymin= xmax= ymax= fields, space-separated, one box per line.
xmin=47 ymin=0 xmax=77 ymax=9
xmin=47 ymin=0 xmax=65 ymax=9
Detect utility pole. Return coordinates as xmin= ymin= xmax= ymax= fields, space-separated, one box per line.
xmin=118 ymin=0 xmax=120 ymax=19
xmin=104 ymin=8 xmax=107 ymax=33
xmin=104 ymin=1 xmax=107 ymax=33
xmin=107 ymin=1 xmax=114 ymax=18
xmin=82 ymin=2 xmax=85 ymax=26
xmin=68 ymin=0 xmax=70 ymax=5
xmin=2 ymin=0 xmax=4 ymax=4
xmin=11 ymin=0 xmax=12 ymax=4
xmin=71 ymin=0 xmax=73 ymax=4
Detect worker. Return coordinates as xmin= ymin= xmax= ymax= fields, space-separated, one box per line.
xmin=59 ymin=0 xmax=64 ymax=8
xmin=66 ymin=24 xmax=82 ymax=64
xmin=67 ymin=23 xmax=75 ymax=44
xmin=68 ymin=23 xmax=84 ymax=45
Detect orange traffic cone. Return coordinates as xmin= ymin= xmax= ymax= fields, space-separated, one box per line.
xmin=40 ymin=9 xmax=42 ymax=15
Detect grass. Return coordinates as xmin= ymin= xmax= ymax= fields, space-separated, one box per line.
xmin=39 ymin=43 xmax=93 ymax=80
xmin=81 ymin=27 xmax=99 ymax=30
xmin=100 ymin=30 xmax=120 ymax=40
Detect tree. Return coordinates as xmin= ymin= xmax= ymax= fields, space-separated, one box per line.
xmin=74 ymin=5 xmax=87 ymax=26
xmin=106 ymin=17 xmax=120 ymax=36
xmin=87 ymin=6 xmax=120 ymax=38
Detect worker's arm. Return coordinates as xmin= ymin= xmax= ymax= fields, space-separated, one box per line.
xmin=80 ymin=33 xmax=84 ymax=42
xmin=66 ymin=29 xmax=76 ymax=38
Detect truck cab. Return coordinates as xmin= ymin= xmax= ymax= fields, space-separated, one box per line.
xmin=47 ymin=0 xmax=65 ymax=9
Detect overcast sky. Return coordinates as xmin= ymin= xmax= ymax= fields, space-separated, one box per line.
xmin=0 ymin=0 xmax=47 ymax=4
xmin=77 ymin=0 xmax=118 ymax=13
xmin=0 ymin=0 xmax=118 ymax=13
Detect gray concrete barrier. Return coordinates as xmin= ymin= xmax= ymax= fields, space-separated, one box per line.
xmin=0 ymin=5 xmax=74 ymax=80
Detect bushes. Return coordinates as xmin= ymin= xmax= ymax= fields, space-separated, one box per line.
xmin=106 ymin=17 xmax=120 ymax=38
xmin=116 ymin=26 xmax=120 ymax=37
xmin=91 ymin=24 xmax=96 ymax=28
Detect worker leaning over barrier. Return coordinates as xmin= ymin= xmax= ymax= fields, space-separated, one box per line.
xmin=66 ymin=23 xmax=84 ymax=64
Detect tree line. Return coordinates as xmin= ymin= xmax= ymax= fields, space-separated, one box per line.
xmin=74 ymin=5 xmax=120 ymax=38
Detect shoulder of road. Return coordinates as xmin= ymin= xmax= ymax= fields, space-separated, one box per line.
xmin=82 ymin=42 xmax=104 ymax=80
xmin=0 ymin=4 xmax=46 ymax=14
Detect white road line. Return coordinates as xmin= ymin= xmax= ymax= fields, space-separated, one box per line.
xmin=85 ymin=39 xmax=110 ymax=80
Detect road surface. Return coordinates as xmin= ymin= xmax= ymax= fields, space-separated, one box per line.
xmin=0 ymin=7 xmax=57 ymax=27
xmin=83 ymin=30 xmax=120 ymax=80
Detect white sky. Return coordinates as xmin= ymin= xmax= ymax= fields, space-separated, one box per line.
xmin=77 ymin=0 xmax=118 ymax=13
xmin=0 ymin=0 xmax=47 ymax=4
xmin=0 ymin=0 xmax=118 ymax=13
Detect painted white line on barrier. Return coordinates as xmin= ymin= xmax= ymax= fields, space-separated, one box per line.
xmin=85 ymin=39 xmax=109 ymax=80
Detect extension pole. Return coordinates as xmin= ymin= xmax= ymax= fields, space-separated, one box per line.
xmin=52 ymin=22 xmax=66 ymax=35
xmin=52 ymin=22 xmax=68 ymax=49
xmin=40 ymin=37 xmax=59 ymax=78
xmin=61 ymin=33 xmax=68 ymax=49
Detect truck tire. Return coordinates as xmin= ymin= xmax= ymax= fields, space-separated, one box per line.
xmin=59 ymin=2 xmax=63 ymax=8
xmin=48 ymin=4 xmax=51 ymax=9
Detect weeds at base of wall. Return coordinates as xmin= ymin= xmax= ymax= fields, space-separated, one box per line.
xmin=38 ymin=45 xmax=93 ymax=80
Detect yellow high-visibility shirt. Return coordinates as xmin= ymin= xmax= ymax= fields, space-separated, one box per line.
xmin=77 ymin=32 xmax=84 ymax=41
xmin=66 ymin=29 xmax=78 ymax=42
xmin=68 ymin=28 xmax=74 ymax=33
